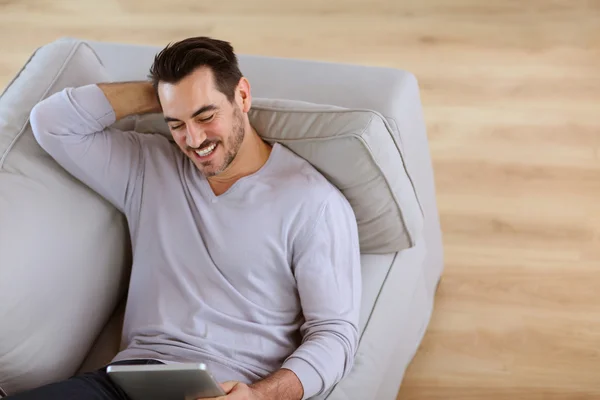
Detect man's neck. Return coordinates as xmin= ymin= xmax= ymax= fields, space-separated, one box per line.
xmin=207 ymin=126 xmax=272 ymax=196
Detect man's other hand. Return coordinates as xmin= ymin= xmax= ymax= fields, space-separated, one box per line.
xmin=200 ymin=381 xmax=265 ymax=400
xmin=201 ymin=369 xmax=303 ymax=400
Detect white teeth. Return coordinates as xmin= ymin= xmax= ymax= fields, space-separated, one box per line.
xmin=195 ymin=142 xmax=217 ymax=157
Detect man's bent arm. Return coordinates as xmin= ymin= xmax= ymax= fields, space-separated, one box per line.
xmin=281 ymin=190 xmax=362 ymax=399
xmin=30 ymin=83 xmax=162 ymax=214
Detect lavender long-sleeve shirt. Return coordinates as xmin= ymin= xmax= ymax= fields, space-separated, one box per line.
xmin=29 ymin=84 xmax=361 ymax=399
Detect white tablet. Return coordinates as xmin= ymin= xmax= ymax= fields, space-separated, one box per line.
xmin=106 ymin=363 xmax=226 ymax=400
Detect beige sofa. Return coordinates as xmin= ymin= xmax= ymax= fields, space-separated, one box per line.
xmin=0 ymin=38 xmax=444 ymax=399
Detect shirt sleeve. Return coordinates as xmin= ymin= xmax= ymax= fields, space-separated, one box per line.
xmin=282 ymin=190 xmax=362 ymax=399
xmin=29 ymin=84 xmax=145 ymax=215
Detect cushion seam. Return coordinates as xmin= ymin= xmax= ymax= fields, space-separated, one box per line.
xmin=359 ymin=251 xmax=399 ymax=344
xmin=0 ymin=40 xmax=87 ymax=169
xmin=353 ymin=114 xmax=412 ymax=247
xmin=251 ymin=104 xmax=405 ymax=148
xmin=0 ymin=47 xmax=39 ymax=101
xmin=378 ymin=68 xmax=424 ymax=220
xmin=385 ymin=116 xmax=425 ymax=219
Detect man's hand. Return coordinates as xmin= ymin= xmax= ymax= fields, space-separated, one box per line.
xmin=202 ymin=381 xmax=266 ymax=400
xmin=202 ymin=369 xmax=303 ymax=400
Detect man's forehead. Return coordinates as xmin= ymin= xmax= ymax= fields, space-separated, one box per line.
xmin=158 ymin=69 xmax=224 ymax=115
xmin=159 ymin=67 xmax=217 ymax=93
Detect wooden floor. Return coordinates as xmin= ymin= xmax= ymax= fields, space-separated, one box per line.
xmin=1 ymin=1 xmax=599 ymax=399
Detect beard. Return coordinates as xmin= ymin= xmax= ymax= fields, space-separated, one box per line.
xmin=199 ymin=105 xmax=245 ymax=177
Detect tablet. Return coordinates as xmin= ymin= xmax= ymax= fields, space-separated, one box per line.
xmin=106 ymin=363 xmax=226 ymax=400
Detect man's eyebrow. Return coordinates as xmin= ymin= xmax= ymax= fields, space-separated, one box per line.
xmin=164 ymin=104 xmax=218 ymax=123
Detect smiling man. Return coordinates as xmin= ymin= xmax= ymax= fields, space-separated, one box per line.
xmin=11 ymin=37 xmax=361 ymax=400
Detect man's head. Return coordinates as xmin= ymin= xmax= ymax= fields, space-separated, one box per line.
xmin=149 ymin=37 xmax=250 ymax=177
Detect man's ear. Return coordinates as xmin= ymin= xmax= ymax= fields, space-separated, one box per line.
xmin=237 ymin=77 xmax=252 ymax=113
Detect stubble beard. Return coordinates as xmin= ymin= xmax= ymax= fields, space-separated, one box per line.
xmin=200 ymin=106 xmax=245 ymax=178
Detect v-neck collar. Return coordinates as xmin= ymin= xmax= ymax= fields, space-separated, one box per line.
xmin=198 ymin=142 xmax=281 ymax=201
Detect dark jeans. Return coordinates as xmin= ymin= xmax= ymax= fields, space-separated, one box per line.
xmin=5 ymin=359 xmax=164 ymax=400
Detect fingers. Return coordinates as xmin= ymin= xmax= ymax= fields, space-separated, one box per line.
xmin=220 ymin=380 xmax=239 ymax=393
xmin=195 ymin=381 xmax=247 ymax=399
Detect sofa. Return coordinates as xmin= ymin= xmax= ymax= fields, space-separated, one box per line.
xmin=0 ymin=38 xmax=443 ymax=400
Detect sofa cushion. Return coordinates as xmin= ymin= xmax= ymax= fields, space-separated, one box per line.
xmin=0 ymin=39 xmax=130 ymax=395
xmin=251 ymin=99 xmax=423 ymax=253
xmin=134 ymin=99 xmax=423 ymax=254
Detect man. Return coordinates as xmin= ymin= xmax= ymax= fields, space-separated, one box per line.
xmin=11 ymin=36 xmax=361 ymax=400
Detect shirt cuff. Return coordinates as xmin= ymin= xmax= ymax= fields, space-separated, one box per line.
xmin=281 ymin=357 xmax=324 ymax=400
xmin=70 ymin=84 xmax=116 ymax=128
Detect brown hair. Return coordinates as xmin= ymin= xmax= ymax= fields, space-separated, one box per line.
xmin=148 ymin=36 xmax=243 ymax=103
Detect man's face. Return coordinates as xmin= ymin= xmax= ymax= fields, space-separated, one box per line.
xmin=158 ymin=67 xmax=245 ymax=177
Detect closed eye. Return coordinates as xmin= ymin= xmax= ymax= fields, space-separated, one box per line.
xmin=170 ymin=124 xmax=184 ymax=130
xmin=198 ymin=114 xmax=215 ymax=123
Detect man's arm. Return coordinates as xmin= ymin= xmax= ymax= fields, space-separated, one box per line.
xmin=30 ymin=82 xmax=162 ymax=214
xmin=280 ymin=190 xmax=362 ymax=399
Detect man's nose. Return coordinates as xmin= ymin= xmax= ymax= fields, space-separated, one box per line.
xmin=186 ymin=124 xmax=206 ymax=149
